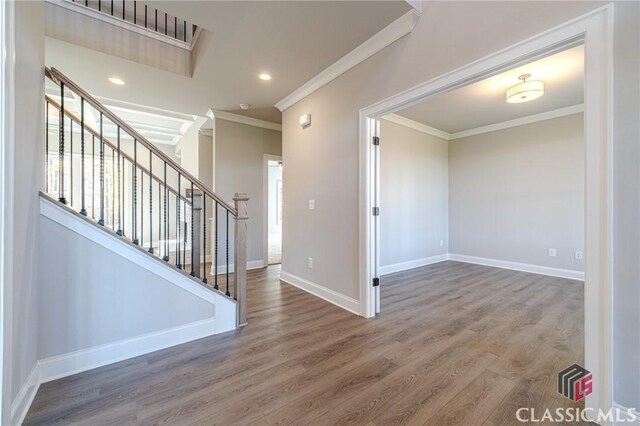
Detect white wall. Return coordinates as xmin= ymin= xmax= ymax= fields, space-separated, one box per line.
xmin=449 ymin=114 xmax=584 ymax=271
xmin=379 ymin=119 xmax=448 ymax=272
xmin=214 ymin=119 xmax=282 ymax=266
xmin=281 ymin=1 xmax=639 ymax=408
xmin=37 ymin=213 xmax=215 ymax=359
xmin=8 ymin=0 xmax=44 ymax=412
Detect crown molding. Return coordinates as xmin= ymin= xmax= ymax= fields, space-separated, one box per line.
xmin=382 ymin=114 xmax=451 ymax=140
xmin=383 ymin=104 xmax=585 ymax=141
xmin=274 ymin=9 xmax=420 ymax=112
xmin=207 ymin=109 xmax=282 ymax=132
xmin=450 ymin=104 xmax=584 ymax=140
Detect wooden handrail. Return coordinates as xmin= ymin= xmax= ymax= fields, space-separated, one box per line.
xmin=46 ymin=67 xmax=236 ymax=215
xmin=46 ymin=95 xmax=192 ymax=205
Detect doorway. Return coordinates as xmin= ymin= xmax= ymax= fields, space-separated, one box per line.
xmin=264 ymin=155 xmax=282 ymax=265
xmin=359 ymin=6 xmax=613 ymax=417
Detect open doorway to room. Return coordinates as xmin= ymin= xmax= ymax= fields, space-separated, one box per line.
xmin=361 ymin=33 xmax=613 ymax=418
xmin=264 ymin=155 xmax=282 ymax=265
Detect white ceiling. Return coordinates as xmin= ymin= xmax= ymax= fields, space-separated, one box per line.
xmin=45 ymin=79 xmax=196 ymax=147
xmin=46 ymin=1 xmax=411 ymax=123
xmin=395 ymin=45 xmax=584 ymax=133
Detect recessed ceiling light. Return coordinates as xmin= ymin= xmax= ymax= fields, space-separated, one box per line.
xmin=259 ymin=73 xmax=272 ymax=81
xmin=506 ymin=74 xmax=544 ymax=103
xmin=108 ymin=77 xmax=125 ymax=86
xmin=240 ymin=103 xmax=251 ymax=110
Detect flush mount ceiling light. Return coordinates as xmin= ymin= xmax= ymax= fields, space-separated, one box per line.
xmin=259 ymin=73 xmax=272 ymax=81
xmin=108 ymin=77 xmax=125 ymax=86
xmin=506 ymin=74 xmax=544 ymax=103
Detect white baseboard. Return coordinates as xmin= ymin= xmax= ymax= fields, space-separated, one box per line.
xmin=10 ymin=363 xmax=40 ymax=426
xmin=380 ymin=253 xmax=449 ymax=275
xmin=279 ymin=271 xmax=360 ymax=315
xmin=613 ymin=403 xmax=640 ymax=425
xmin=448 ymin=254 xmax=584 ymax=281
xmin=211 ymin=260 xmax=266 ymax=275
xmin=38 ymin=317 xmax=217 ymax=384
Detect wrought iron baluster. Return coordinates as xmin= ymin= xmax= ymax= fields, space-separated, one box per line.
xmin=226 ymin=210 xmax=230 ymax=297
xmin=116 ymin=127 xmax=123 ymax=235
xmin=202 ymin=196 xmax=207 ymax=283
xmin=132 ymin=140 xmax=138 ymax=244
xmin=122 ymin=0 xmax=125 ymax=20
xmin=164 ymin=13 xmax=167 ymax=35
xmin=163 ymin=162 xmax=169 ymax=261
xmin=190 ymin=182 xmax=195 ymax=276
xmin=148 ymin=150 xmax=153 ymax=253
xmin=45 ymin=101 xmax=49 ymax=193
xmin=144 ymin=5 xmax=147 ymax=28
xmin=133 ymin=1 xmax=137 ymax=24
xmin=70 ymin=121 xmax=73 ymax=207
xmin=174 ymin=16 xmax=177 ymax=39
xmin=59 ymin=82 xmax=66 ymax=204
xmin=183 ymin=21 xmax=186 ymax=42
xmin=98 ymin=112 xmax=105 ymax=226
xmin=214 ymin=202 xmax=218 ymax=290
xmin=80 ymin=99 xmax=87 ymax=216
xmin=140 ymin=171 xmax=144 ymax=247
xmin=155 ymin=9 xmax=157 ymax=31
xmin=110 ymin=0 xmax=113 ymax=15
xmin=176 ymin=173 xmax=181 ymax=269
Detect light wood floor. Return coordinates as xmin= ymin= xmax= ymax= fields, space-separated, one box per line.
xmin=24 ymin=261 xmax=586 ymax=425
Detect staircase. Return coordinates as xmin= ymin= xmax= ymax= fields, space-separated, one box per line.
xmin=43 ymin=67 xmax=248 ymax=327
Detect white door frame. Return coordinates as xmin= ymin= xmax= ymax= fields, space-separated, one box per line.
xmin=263 ymin=154 xmax=282 ymax=266
xmin=358 ymin=4 xmax=613 ymax=419
xmin=0 ymin=0 xmax=15 ymax=423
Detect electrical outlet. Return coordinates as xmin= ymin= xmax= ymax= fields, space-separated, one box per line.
xmin=440 ymin=240 xmax=444 ymax=247
xmin=575 ymin=251 xmax=583 ymax=260
xmin=308 ymin=257 xmax=313 ymax=268
xmin=548 ymin=248 xmax=557 ymax=257
xmin=308 ymin=200 xmax=315 ymax=210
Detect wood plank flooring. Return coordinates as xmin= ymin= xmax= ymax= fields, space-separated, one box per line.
xmin=24 ymin=261 xmax=586 ymax=425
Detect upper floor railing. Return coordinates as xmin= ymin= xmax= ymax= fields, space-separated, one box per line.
xmin=68 ymin=0 xmax=197 ymax=44
xmin=44 ymin=67 xmax=248 ymax=325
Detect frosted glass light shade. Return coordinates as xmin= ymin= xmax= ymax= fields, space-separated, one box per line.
xmin=506 ymin=80 xmax=544 ymax=103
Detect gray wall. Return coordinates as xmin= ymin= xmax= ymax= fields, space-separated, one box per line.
xmin=215 ymin=119 xmax=282 ymax=265
xmin=449 ymin=114 xmax=584 ymax=271
xmin=8 ymin=0 xmax=44 ymax=405
xmin=379 ymin=119 xmax=448 ymax=268
xmin=38 ymin=215 xmax=214 ymax=359
xmin=612 ymin=1 xmax=640 ymax=409
xmin=281 ymin=0 xmax=639 ymax=408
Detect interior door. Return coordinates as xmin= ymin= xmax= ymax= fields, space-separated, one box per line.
xmin=372 ymin=118 xmax=381 ymax=314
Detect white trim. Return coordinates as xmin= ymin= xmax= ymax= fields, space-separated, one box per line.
xmin=46 ymin=0 xmax=193 ymax=50
xmin=280 ymin=271 xmax=360 ymax=315
xmin=9 ymin=316 xmax=228 ymax=426
xmin=382 ymin=104 xmax=585 ymax=141
xmin=38 ymin=317 xmax=216 ymax=384
xmin=40 ymin=195 xmax=224 ymax=304
xmin=207 ymin=110 xmax=282 ymax=132
xmin=448 ymin=254 xmax=584 ymax=281
xmin=449 ymin=104 xmax=584 ymax=140
xmin=212 ymin=260 xmax=265 ymax=275
xmin=0 ymin=0 xmax=14 ymax=423
xmin=263 ymin=154 xmax=282 ymax=266
xmin=379 ymin=254 xmax=449 ymax=276
xmin=404 ymin=0 xmax=422 ymax=15
xmin=613 ymin=403 xmax=640 ymax=425
xmin=9 ymin=364 xmax=38 ymax=426
xmin=382 ymin=114 xmax=451 ymax=140
xmin=359 ymin=5 xmax=613 ymax=419
xmin=274 ymin=10 xmax=420 ymax=112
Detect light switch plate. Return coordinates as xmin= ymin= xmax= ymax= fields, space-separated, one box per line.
xmin=548 ymin=248 xmax=557 ymax=257
xmin=308 ymin=200 xmax=315 ymax=210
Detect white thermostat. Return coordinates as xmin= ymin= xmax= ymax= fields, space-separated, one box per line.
xmin=299 ymin=113 xmax=311 ymax=128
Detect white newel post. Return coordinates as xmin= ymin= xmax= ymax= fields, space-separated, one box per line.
xmin=233 ymin=193 xmax=249 ymax=326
